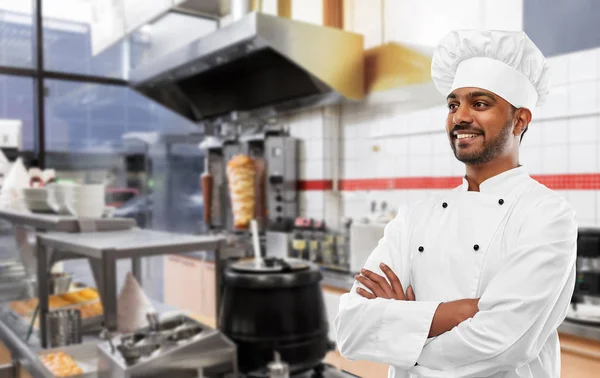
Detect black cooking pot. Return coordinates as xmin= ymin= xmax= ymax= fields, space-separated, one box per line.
xmin=219 ymin=257 xmax=332 ymax=375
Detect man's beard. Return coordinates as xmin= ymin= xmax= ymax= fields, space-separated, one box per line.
xmin=451 ymin=119 xmax=513 ymax=165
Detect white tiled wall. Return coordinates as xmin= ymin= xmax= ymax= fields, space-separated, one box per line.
xmin=286 ymin=47 xmax=600 ymax=229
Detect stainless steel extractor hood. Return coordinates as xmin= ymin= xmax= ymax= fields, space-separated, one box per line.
xmin=128 ymin=11 xmax=365 ymax=123
xmin=173 ymin=0 xmax=231 ymax=19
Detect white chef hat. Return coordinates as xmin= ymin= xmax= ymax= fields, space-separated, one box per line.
xmin=431 ymin=30 xmax=550 ymax=110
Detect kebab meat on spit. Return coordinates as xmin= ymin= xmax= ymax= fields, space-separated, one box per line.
xmin=226 ymin=154 xmax=256 ymax=229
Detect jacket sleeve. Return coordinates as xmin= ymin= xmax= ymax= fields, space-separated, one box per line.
xmin=411 ymin=195 xmax=577 ymax=377
xmin=333 ymin=206 xmax=442 ymax=369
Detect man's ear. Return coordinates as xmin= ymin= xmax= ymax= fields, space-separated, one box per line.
xmin=513 ymin=108 xmax=532 ymax=137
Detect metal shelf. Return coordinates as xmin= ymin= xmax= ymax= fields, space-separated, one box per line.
xmin=37 ymin=229 xmax=224 ymax=259
xmin=0 ymin=209 xmax=136 ymax=232
xmin=35 ymin=229 xmax=226 ymax=347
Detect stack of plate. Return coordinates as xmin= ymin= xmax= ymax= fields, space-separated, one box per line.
xmin=23 ymin=188 xmax=55 ymax=213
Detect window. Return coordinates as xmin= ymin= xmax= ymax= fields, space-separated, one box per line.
xmin=0 ymin=75 xmax=34 ymax=150
xmin=45 ymin=79 xmax=198 ymax=152
xmin=42 ymin=0 xmax=128 ymax=78
xmin=0 ymin=0 xmax=34 ymax=68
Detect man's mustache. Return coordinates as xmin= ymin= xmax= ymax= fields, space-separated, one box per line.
xmin=450 ymin=124 xmax=484 ymax=135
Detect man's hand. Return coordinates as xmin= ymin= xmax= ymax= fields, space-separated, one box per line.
xmin=355 ymin=262 xmax=415 ymax=301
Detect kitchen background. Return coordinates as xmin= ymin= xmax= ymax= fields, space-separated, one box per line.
xmin=284 ymin=0 xmax=600 ymax=231
xmin=1 ymin=0 xmax=599 ymax=239
xmin=0 ymin=0 xmax=598 ymax=376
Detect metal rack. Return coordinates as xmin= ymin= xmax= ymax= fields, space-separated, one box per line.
xmin=0 ymin=209 xmax=136 ymax=233
xmin=36 ymin=229 xmax=225 ymax=347
xmin=0 ymin=209 xmax=137 ymax=284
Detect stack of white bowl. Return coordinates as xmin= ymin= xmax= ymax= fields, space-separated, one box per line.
xmin=23 ymin=188 xmax=54 ymax=213
xmin=47 ymin=183 xmax=106 ymax=218
xmin=73 ymin=184 xmax=105 ymax=218
xmin=47 ymin=183 xmax=75 ymax=215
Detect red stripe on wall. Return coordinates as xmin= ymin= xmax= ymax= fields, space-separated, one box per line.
xmin=298 ymin=179 xmax=334 ymax=191
xmin=339 ymin=177 xmax=463 ymax=191
xmin=298 ymin=174 xmax=600 ymax=191
xmin=531 ymin=173 xmax=600 ymax=190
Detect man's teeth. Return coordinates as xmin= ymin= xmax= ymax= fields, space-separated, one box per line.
xmin=456 ymin=134 xmax=479 ymax=139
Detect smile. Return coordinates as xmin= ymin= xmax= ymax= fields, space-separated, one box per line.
xmin=456 ymin=134 xmax=480 ymax=139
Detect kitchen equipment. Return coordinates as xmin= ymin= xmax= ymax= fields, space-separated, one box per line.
xmin=290 ymin=218 xmax=311 ymax=260
xmin=268 ymin=352 xmax=290 ymax=378
xmin=38 ymin=342 xmax=98 ymax=378
xmin=46 ymin=309 xmax=82 ymax=347
xmin=320 ymin=234 xmax=335 ymax=267
xmin=97 ymin=313 xmax=238 ymax=378
xmin=349 ymin=222 xmax=386 ymax=274
xmin=568 ymin=227 xmax=600 ymax=325
xmin=242 ymin=132 xmax=268 ymax=230
xmin=251 ymin=219 xmax=262 ymax=262
xmin=219 ymin=257 xmax=333 ymax=375
xmin=49 ymin=272 xmax=72 ymax=295
xmin=264 ymin=135 xmax=298 ymax=231
xmin=223 ymin=137 xmax=243 ymax=231
xmin=200 ymin=137 xmax=226 ymax=229
xmin=201 ymin=172 xmax=213 ymax=224
xmin=129 ymin=12 xmax=364 ymax=124
xmin=265 ymin=231 xmax=291 ymax=259
xmin=309 ymin=220 xmax=325 ymax=264
xmin=201 ymin=127 xmax=298 ymax=234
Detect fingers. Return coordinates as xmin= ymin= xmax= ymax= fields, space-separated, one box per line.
xmin=360 ymin=269 xmax=394 ymax=298
xmin=355 ymin=273 xmax=389 ymax=298
xmin=379 ymin=263 xmax=405 ymax=300
xmin=407 ymin=286 xmax=416 ymax=301
xmin=356 ymin=287 xmax=375 ymax=299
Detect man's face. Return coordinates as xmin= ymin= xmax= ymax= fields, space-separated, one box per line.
xmin=446 ymin=87 xmax=516 ymax=165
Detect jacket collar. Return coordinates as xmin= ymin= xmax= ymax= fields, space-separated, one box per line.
xmin=460 ymin=166 xmax=529 ymax=194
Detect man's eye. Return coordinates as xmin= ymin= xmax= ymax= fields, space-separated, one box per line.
xmin=447 ymin=103 xmax=458 ymax=110
xmin=474 ymin=102 xmax=487 ymax=108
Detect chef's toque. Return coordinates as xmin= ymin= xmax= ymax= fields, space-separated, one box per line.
xmin=431 ymin=30 xmax=550 ymax=111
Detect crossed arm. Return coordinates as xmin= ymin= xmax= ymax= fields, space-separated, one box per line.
xmin=355 ymin=263 xmax=480 ymax=339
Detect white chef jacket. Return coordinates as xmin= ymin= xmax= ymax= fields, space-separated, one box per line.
xmin=334 ymin=166 xmax=577 ymax=378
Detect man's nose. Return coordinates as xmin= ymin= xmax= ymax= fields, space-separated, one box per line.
xmin=452 ymin=104 xmax=474 ymax=125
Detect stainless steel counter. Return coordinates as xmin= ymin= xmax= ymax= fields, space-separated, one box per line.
xmin=0 ymin=209 xmax=135 ymax=233
xmin=559 ymin=319 xmax=600 ymax=343
xmin=321 ymin=270 xmax=354 ymax=291
xmin=0 ymin=300 xmax=178 ymax=378
xmin=36 ymin=230 xmax=226 ymax=347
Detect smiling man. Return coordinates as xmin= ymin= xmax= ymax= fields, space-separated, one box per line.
xmin=334 ymin=30 xmax=577 ymax=378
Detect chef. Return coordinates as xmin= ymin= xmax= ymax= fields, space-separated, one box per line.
xmin=334 ymin=30 xmax=577 ymax=378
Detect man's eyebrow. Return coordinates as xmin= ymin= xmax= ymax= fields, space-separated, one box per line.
xmin=447 ymin=91 xmax=497 ymax=102
xmin=468 ymin=91 xmax=496 ymax=101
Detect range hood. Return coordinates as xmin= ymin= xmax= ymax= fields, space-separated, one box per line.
xmin=173 ymin=0 xmax=231 ymax=19
xmin=128 ymin=11 xmax=365 ymax=123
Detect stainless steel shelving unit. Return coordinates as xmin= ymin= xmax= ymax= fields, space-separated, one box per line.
xmin=0 ymin=210 xmax=138 ymax=375
xmin=0 ymin=209 xmax=137 ymax=286
xmin=36 ymin=229 xmax=225 ymax=347
xmin=0 ymin=209 xmax=136 ymax=233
